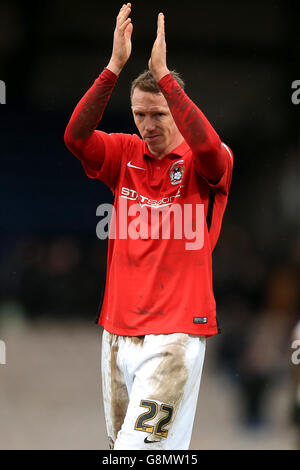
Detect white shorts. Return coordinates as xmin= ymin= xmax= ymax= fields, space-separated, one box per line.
xmin=101 ymin=329 xmax=206 ymax=450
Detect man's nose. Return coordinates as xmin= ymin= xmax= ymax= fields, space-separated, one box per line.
xmin=144 ymin=116 xmax=156 ymax=132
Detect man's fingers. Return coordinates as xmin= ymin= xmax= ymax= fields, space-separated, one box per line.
xmin=118 ymin=3 xmax=131 ymax=15
xmin=117 ymin=3 xmax=131 ymax=25
xmin=117 ymin=4 xmax=131 ymax=22
xmin=157 ymin=12 xmax=165 ymax=37
xmin=116 ymin=4 xmax=126 ymax=21
xmin=115 ymin=3 xmax=132 ymax=37
xmin=119 ymin=17 xmax=132 ymax=33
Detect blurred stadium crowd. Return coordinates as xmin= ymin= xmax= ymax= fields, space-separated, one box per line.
xmin=0 ymin=0 xmax=299 ymax=448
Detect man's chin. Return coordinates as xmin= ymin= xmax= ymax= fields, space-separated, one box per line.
xmin=147 ymin=144 xmax=165 ymax=157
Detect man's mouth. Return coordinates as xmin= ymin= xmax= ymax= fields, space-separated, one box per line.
xmin=145 ymin=135 xmax=160 ymax=141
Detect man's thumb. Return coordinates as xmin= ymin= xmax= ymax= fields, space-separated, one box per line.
xmin=125 ymin=22 xmax=133 ymax=39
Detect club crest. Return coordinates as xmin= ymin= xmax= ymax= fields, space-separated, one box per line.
xmin=169 ymin=160 xmax=185 ymax=185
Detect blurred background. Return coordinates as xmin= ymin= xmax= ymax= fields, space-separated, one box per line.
xmin=0 ymin=0 xmax=299 ymax=450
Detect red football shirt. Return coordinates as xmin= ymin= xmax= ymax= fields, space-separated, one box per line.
xmin=64 ymin=69 xmax=233 ymax=337
xmin=80 ymin=131 xmax=233 ymax=337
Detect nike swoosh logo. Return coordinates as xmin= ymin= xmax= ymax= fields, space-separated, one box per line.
xmin=144 ymin=436 xmax=161 ymax=444
xmin=127 ymin=161 xmax=146 ymax=170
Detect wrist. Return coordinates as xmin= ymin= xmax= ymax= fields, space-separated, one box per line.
xmin=152 ymin=67 xmax=170 ymax=82
xmin=106 ymin=59 xmax=123 ymax=76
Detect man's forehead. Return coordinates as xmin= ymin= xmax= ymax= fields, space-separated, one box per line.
xmin=131 ymin=89 xmax=168 ymax=110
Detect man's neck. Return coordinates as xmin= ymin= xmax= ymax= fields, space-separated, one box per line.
xmin=148 ymin=135 xmax=184 ymax=160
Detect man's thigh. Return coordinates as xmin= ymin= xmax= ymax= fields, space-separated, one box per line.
xmin=114 ymin=333 xmax=206 ymax=450
xmin=101 ymin=329 xmax=129 ymax=448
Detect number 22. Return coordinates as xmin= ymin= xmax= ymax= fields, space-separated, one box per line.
xmin=135 ymin=400 xmax=173 ymax=438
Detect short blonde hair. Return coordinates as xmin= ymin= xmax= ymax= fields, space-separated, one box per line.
xmin=130 ymin=70 xmax=185 ymax=100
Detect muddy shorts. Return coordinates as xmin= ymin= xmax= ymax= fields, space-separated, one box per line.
xmin=101 ymin=329 xmax=206 ymax=450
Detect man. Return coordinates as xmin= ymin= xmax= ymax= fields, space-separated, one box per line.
xmin=64 ymin=3 xmax=233 ymax=450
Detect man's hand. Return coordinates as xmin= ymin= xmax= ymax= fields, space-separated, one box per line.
xmin=107 ymin=3 xmax=133 ymax=76
xmin=148 ymin=13 xmax=170 ymax=82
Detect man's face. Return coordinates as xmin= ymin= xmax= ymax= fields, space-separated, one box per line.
xmin=131 ymin=88 xmax=182 ymax=158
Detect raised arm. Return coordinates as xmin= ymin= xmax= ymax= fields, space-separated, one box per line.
xmin=149 ymin=13 xmax=226 ymax=184
xmin=64 ymin=4 xmax=133 ymax=164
